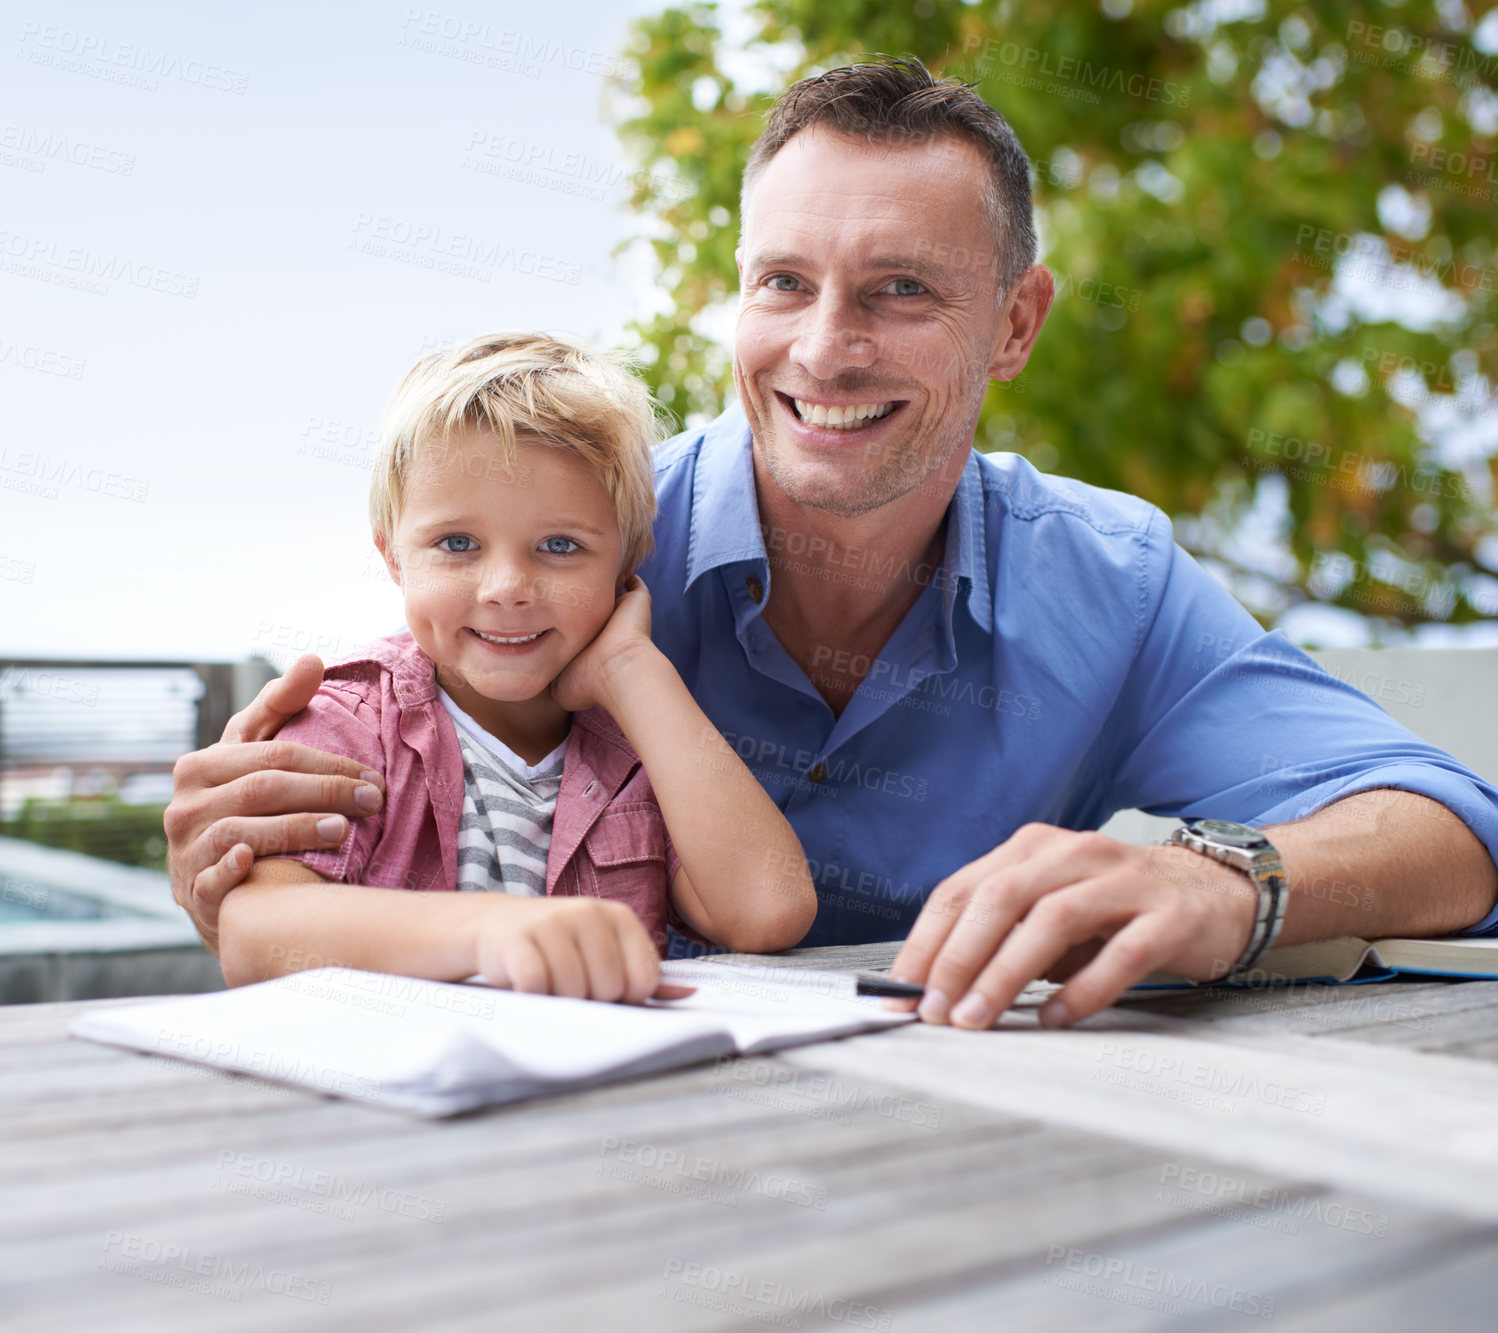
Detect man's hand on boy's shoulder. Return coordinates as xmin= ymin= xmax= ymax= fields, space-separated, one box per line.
xmin=164 ymin=653 xmax=386 ymax=952
xmin=550 ymin=574 xmax=659 ymax=715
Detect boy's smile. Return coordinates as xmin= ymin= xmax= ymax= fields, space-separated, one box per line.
xmin=380 ymin=430 xmax=627 ymax=751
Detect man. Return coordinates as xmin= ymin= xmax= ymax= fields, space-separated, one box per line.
xmin=165 ymin=58 xmax=1498 ymax=1031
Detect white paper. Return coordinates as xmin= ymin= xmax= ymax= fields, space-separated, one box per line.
xmin=655 ymin=960 xmax=915 ymax=1052
xmin=70 ymin=963 xmax=914 ymax=1116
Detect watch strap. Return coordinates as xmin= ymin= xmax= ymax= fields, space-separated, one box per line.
xmin=1165 ymin=823 xmax=1288 ymax=978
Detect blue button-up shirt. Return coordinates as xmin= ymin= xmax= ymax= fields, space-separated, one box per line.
xmin=638 ymin=406 xmax=1498 ymax=948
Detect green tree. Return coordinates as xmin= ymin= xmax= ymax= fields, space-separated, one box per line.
xmin=608 ymin=0 xmax=1498 ymax=639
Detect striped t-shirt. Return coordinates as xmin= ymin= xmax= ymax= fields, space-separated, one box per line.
xmin=438 ymin=691 xmax=568 ymax=897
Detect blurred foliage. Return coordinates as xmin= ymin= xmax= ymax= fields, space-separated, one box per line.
xmin=607 ymin=0 xmax=1498 ymax=638
xmin=4 ymin=800 xmax=169 ymax=872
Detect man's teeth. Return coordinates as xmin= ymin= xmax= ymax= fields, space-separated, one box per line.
xmin=473 ymin=629 xmax=544 ymax=645
xmin=793 ymin=399 xmax=895 ymax=429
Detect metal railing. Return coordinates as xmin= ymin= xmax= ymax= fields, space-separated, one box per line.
xmin=0 ymin=657 xmax=277 ymax=819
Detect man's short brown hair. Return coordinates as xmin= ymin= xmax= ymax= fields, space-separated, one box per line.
xmin=742 ymin=56 xmax=1036 ymax=292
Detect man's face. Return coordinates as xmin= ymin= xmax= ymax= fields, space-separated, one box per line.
xmin=734 ymin=127 xmax=1013 ymax=518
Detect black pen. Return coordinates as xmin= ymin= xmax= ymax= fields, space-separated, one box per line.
xmin=855 ymin=975 xmax=925 ymax=1000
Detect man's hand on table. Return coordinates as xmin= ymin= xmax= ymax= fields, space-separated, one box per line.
xmin=164 ymin=653 xmax=385 ymax=954
xmin=888 ymin=824 xmax=1258 ymax=1031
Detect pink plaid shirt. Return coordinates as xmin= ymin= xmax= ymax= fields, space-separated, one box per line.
xmin=274 ymin=632 xmax=688 ymax=955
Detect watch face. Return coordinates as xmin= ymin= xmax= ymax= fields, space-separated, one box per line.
xmin=1192 ymin=819 xmax=1265 ymax=848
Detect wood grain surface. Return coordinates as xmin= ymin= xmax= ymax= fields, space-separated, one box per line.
xmin=4 ymin=945 xmax=1495 ymax=1331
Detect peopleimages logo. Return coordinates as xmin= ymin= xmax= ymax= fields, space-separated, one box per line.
xmin=597 ymin=1137 xmax=829 ymax=1209
xmin=16 ymin=23 xmax=250 ymax=93
xmin=0 ymin=446 xmax=150 ymax=503
xmin=397 ymin=10 xmax=635 ymax=79
xmin=213 ymin=1152 xmax=447 ymax=1223
xmin=0 ymin=123 xmax=136 ymax=175
xmin=1093 ymin=1041 xmax=1327 ymax=1116
xmin=0 ymin=666 xmax=99 ymax=705
xmin=1155 ymin=1164 xmax=1391 ymax=1236
xmin=658 ymin=1259 xmax=894 ymax=1329
xmin=961 ymin=34 xmax=1191 ymax=106
xmin=0 ymin=229 xmax=199 ymax=299
xmin=462 ymin=130 xmax=695 ymax=203
xmin=0 ymin=336 xmax=86 ymax=379
xmin=710 ymin=726 xmax=931 ymax=802
xmin=99 ymin=1232 xmax=331 ymax=1303
xmin=1044 ymin=1245 xmax=1275 ymax=1319
xmin=348 ymin=213 xmax=582 ymax=286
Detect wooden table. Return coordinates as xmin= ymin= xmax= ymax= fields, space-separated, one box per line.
xmin=5 ymin=942 xmax=1498 ymax=1331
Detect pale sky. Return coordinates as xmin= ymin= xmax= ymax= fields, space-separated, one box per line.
xmin=5 ymin=2 xmax=1496 ymax=669
xmin=2 ymin=0 xmax=675 ymax=666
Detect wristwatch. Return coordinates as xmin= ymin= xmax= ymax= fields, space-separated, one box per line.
xmin=1165 ymin=819 xmax=1287 ymax=978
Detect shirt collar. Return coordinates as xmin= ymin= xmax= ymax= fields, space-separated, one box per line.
xmin=329 ymin=630 xmax=438 ymax=710
xmin=945 ymin=449 xmax=993 ymax=633
xmin=684 ymin=403 xmax=767 ymax=590
xmin=684 ymin=403 xmax=992 ymax=633
xmin=376 ymin=634 xmax=641 ymax=792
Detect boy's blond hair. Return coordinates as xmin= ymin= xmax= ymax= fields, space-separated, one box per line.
xmin=370 ymin=332 xmax=663 ymax=568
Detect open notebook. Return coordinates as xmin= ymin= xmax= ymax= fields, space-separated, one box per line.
xmin=1142 ymin=933 xmax=1498 ymax=987
xmin=69 ymin=961 xmax=914 ymax=1117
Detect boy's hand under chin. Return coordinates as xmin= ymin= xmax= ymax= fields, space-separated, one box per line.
xmin=550 ymin=574 xmax=658 ymax=714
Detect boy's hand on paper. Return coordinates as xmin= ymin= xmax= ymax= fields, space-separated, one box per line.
xmin=472 ymin=896 xmax=664 ymax=1004
xmin=887 ymin=824 xmax=1257 ymax=1031
xmin=164 ymin=653 xmax=386 ymax=954
xmin=550 ymin=575 xmax=658 ymax=714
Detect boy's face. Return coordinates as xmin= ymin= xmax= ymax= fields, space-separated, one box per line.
xmin=380 ymin=430 xmax=627 ymax=737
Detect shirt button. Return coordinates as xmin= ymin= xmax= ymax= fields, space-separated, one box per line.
xmin=807 ymin=763 xmax=827 ymax=783
xmin=745 ymin=576 xmax=763 ymax=602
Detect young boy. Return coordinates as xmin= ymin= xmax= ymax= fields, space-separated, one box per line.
xmin=217 ymin=334 xmax=817 ymax=1001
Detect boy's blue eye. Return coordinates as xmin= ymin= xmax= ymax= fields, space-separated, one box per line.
xmin=541 ymin=536 xmax=579 ymax=555
xmin=438 ymin=535 xmax=476 ymax=553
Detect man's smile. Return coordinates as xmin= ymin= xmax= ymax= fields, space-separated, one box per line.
xmin=790 ymin=397 xmax=897 ymax=429
xmin=776 ymin=391 xmax=906 ymax=434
